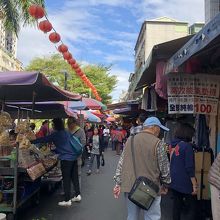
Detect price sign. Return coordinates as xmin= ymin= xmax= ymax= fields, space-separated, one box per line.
xmin=168 ymin=73 xmax=219 ymax=116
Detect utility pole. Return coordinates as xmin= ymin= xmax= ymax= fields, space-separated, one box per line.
xmin=64 ymin=71 xmax=67 ymax=90
xmin=61 ymin=70 xmax=68 ymax=90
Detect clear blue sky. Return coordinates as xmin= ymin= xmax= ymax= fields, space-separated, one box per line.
xmin=17 ymin=0 xmax=204 ymax=101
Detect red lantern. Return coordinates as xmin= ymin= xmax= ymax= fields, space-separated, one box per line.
xmin=28 ymin=5 xmax=45 ymax=19
xmin=81 ymin=75 xmax=87 ymax=81
xmin=68 ymin=58 xmax=76 ymax=65
xmin=58 ymin=44 xmax=68 ymax=53
xmin=75 ymin=68 xmax=83 ymax=76
xmin=38 ymin=20 xmax=52 ymax=33
xmin=72 ymin=63 xmax=79 ymax=69
xmin=49 ymin=32 xmax=61 ymax=43
xmin=91 ymin=85 xmax=96 ymax=90
xmin=77 ymin=72 xmax=83 ymax=77
xmin=63 ymin=52 xmax=72 ymax=60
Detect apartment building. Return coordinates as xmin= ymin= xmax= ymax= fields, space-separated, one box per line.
xmin=0 ymin=19 xmax=22 ymax=71
xmin=205 ymin=0 xmax=220 ymax=23
xmin=134 ymin=17 xmax=188 ymax=74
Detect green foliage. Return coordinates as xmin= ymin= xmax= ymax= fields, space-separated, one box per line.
xmin=0 ymin=0 xmax=45 ymax=36
xmin=25 ymin=54 xmax=118 ymax=104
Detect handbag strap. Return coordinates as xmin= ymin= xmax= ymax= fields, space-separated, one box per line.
xmin=130 ymin=135 xmax=137 ymax=178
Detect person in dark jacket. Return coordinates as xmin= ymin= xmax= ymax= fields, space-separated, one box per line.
xmin=87 ymin=127 xmax=104 ymax=175
xmin=32 ymin=118 xmax=81 ymax=207
xmin=169 ymin=123 xmax=198 ymax=220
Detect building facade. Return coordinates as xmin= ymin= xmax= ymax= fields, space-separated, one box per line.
xmin=205 ymin=0 xmax=220 ymax=24
xmin=0 ymin=19 xmax=22 ymax=71
xmin=189 ymin=23 xmax=205 ymax=34
xmin=134 ymin=17 xmax=188 ymax=75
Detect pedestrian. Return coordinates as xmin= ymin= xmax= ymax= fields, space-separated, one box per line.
xmin=208 ymin=153 xmax=220 ymax=220
xmin=113 ymin=126 xmax=125 ymax=155
xmin=113 ymin=117 xmax=171 ymax=220
xmin=32 ymin=118 xmax=81 ymax=207
xmin=129 ymin=118 xmax=138 ymax=135
xmin=85 ymin=125 xmax=94 ymax=157
xmin=36 ymin=120 xmax=49 ymax=138
xmin=87 ymin=127 xmax=104 ymax=175
xmin=67 ymin=117 xmax=86 ymax=199
xmin=67 ymin=117 xmax=86 ymax=166
xmin=169 ymin=122 xmax=198 ymax=220
xmin=110 ymin=125 xmax=117 ymax=151
xmin=103 ymin=125 xmax=110 ymax=150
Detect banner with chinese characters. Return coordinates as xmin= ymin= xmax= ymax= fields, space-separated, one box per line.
xmin=167 ymin=73 xmax=220 ymax=115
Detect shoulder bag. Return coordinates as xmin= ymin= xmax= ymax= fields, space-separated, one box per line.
xmin=128 ymin=135 xmax=160 ymax=210
xmin=69 ymin=133 xmax=83 ymax=156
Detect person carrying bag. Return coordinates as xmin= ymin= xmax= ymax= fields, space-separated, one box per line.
xmin=128 ymin=135 xmax=160 ymax=210
xmin=113 ymin=117 xmax=171 ymax=220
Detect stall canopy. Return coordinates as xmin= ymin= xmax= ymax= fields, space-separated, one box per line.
xmin=133 ymin=35 xmax=193 ymax=91
xmin=0 ymin=71 xmax=81 ymax=102
xmin=3 ymin=102 xmax=78 ymax=119
xmin=81 ymin=98 xmax=107 ymax=110
xmin=75 ymin=110 xmax=101 ymax=123
xmin=165 ymin=13 xmax=220 ymax=74
xmin=107 ymin=100 xmax=140 ymax=111
xmin=110 ymin=100 xmax=140 ymax=117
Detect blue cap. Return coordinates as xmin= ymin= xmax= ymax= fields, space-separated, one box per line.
xmin=143 ymin=117 xmax=169 ymax=131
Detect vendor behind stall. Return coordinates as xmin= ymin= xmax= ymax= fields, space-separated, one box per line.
xmin=31 ymin=118 xmax=81 ymax=207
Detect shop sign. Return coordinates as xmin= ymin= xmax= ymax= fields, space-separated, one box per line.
xmin=167 ymin=73 xmax=219 ymax=115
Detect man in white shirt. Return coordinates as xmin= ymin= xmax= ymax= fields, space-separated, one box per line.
xmin=103 ymin=126 xmax=110 ymax=149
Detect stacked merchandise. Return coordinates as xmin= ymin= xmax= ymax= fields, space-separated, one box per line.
xmin=0 ymin=111 xmax=13 ymax=158
xmin=15 ymin=120 xmax=58 ymax=181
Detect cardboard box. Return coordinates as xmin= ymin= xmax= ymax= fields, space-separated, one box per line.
xmin=195 ymin=152 xmax=212 ymax=172
xmin=195 ymin=171 xmax=211 ymax=200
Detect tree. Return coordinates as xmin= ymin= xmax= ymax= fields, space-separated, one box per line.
xmin=0 ymin=0 xmax=45 ymax=36
xmin=25 ymin=54 xmax=118 ymax=104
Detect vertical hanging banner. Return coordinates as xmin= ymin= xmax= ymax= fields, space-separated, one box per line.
xmin=167 ymin=73 xmax=220 ymax=115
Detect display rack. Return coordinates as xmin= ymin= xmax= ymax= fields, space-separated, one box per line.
xmin=0 ymin=145 xmax=40 ymax=220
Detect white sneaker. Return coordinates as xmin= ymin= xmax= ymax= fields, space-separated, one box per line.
xmin=58 ymin=200 xmax=72 ymax=207
xmin=72 ymin=195 xmax=82 ymax=202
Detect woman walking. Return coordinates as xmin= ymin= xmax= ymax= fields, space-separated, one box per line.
xmin=32 ymin=118 xmax=81 ymax=207
xmin=169 ymin=122 xmax=198 ymax=220
xmin=87 ymin=127 xmax=104 ymax=175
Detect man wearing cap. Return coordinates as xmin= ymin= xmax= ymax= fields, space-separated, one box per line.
xmin=113 ymin=117 xmax=171 ymax=220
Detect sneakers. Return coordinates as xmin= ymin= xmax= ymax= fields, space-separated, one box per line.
xmin=72 ymin=195 xmax=82 ymax=202
xmin=58 ymin=200 xmax=72 ymax=207
xmin=96 ymin=169 xmax=100 ymax=174
xmin=87 ymin=170 xmax=92 ymax=176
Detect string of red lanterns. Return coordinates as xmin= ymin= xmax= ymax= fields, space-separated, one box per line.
xmin=28 ymin=4 xmax=102 ymax=101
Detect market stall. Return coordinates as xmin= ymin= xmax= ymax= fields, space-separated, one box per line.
xmin=163 ymin=15 xmax=220 ymax=218
xmin=0 ymin=71 xmax=82 ymax=219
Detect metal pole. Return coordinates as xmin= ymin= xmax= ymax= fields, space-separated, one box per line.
xmin=64 ymin=72 xmax=67 ymax=90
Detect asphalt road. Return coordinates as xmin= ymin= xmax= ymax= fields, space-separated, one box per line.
xmin=17 ymin=149 xmax=174 ymax=220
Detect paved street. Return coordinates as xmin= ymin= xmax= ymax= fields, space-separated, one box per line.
xmin=18 ymin=150 xmax=173 ymax=220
